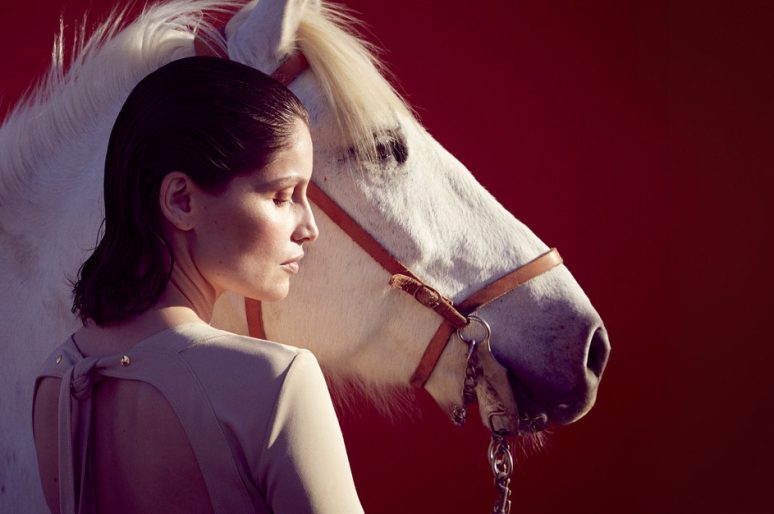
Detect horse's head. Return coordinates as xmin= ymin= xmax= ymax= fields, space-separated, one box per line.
xmin=216 ymin=0 xmax=610 ymax=434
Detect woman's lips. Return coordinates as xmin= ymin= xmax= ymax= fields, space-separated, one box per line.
xmin=281 ymin=261 xmax=300 ymax=274
xmin=281 ymin=254 xmax=304 ymax=274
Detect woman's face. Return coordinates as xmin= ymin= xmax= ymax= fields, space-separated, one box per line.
xmin=191 ymin=118 xmax=318 ymax=302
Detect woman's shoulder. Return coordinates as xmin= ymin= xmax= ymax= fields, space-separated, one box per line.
xmin=35 ymin=335 xmax=84 ymax=379
xmin=172 ymin=323 xmax=306 ymax=358
xmin=158 ymin=325 xmax=327 ymax=446
xmin=164 ymin=323 xmax=317 ymax=383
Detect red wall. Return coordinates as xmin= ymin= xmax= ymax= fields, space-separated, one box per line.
xmin=3 ymin=1 xmax=771 ymax=513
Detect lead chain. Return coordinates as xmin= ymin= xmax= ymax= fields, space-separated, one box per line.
xmin=488 ymin=433 xmax=514 ymax=514
xmin=451 ymin=317 xmax=513 ymax=514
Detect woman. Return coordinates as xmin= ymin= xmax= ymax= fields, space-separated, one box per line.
xmin=32 ymin=56 xmax=363 ymax=514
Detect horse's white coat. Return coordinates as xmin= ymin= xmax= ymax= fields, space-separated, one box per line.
xmin=0 ymin=0 xmax=608 ymax=510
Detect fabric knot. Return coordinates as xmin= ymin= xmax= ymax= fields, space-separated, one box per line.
xmin=70 ymin=356 xmax=104 ymax=401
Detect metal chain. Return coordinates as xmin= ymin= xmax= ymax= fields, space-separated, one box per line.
xmin=450 ymin=316 xmax=514 ymax=514
xmin=488 ymin=433 xmax=514 ymax=514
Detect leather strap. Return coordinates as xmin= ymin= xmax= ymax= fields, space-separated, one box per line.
xmin=459 ymin=248 xmax=563 ymax=313
xmin=306 ymin=182 xmax=417 ymax=278
xmin=307 ymin=183 xmax=473 ymax=327
xmin=388 ymin=274 xmax=467 ymax=328
xmin=410 ymin=323 xmax=457 ymax=389
xmin=271 ymin=52 xmax=310 ymax=86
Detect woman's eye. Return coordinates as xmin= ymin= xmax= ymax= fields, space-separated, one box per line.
xmin=271 ymin=187 xmax=296 ymax=206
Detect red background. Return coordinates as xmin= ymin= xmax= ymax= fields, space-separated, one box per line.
xmin=2 ymin=1 xmax=772 ymax=513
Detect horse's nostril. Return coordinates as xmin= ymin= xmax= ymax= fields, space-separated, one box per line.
xmin=586 ymin=327 xmax=610 ymax=378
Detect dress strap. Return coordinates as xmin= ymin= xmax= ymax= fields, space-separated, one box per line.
xmin=57 ymin=355 xmax=107 ymax=514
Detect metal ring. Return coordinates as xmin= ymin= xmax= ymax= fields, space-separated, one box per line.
xmin=457 ymin=315 xmax=491 ymax=345
xmin=488 ymin=436 xmax=514 ymax=477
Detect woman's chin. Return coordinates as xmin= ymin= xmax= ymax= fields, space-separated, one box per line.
xmin=246 ymin=284 xmax=290 ymax=303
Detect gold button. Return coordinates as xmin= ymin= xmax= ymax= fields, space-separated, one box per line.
xmin=56 ymin=355 xmax=62 ymax=365
xmin=120 ymin=355 xmax=131 ymax=367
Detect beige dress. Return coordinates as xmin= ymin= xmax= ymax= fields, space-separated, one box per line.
xmin=33 ymin=323 xmax=364 ymax=514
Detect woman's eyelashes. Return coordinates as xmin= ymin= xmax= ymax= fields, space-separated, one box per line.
xmin=272 ymin=187 xmax=298 ymax=206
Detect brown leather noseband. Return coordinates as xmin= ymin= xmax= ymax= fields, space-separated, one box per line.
xmin=193 ymin=37 xmax=564 ymax=387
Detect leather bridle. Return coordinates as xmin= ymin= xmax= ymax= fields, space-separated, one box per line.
xmin=194 ymin=37 xmax=564 ymax=388
xmin=302 ymin=179 xmax=562 ymax=387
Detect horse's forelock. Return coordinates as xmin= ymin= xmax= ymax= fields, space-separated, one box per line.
xmin=293 ymin=3 xmax=417 ymax=162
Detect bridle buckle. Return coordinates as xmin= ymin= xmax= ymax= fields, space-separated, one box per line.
xmin=414 ymin=284 xmax=441 ymax=308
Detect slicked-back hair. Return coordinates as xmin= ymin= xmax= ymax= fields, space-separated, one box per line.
xmin=72 ymin=56 xmax=309 ymax=326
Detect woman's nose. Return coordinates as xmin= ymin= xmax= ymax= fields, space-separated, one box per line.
xmin=294 ymin=202 xmax=319 ymax=243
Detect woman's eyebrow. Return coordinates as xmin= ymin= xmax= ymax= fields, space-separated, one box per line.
xmin=255 ymin=175 xmax=303 ymax=191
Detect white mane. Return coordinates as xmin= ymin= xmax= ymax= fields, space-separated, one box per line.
xmin=0 ymin=1 xmax=234 ymax=207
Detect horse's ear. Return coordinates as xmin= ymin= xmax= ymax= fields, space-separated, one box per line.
xmin=226 ymin=0 xmax=320 ymax=73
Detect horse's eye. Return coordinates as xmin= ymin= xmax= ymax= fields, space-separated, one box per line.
xmin=342 ymin=128 xmax=409 ymax=168
xmin=374 ymin=129 xmax=408 ymax=165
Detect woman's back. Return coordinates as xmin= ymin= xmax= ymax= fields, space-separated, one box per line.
xmin=35 ymin=372 xmax=213 ymax=514
xmin=33 ymin=324 xmax=361 ymax=514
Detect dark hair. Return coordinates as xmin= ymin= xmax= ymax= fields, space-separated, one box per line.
xmin=72 ymin=56 xmax=309 ymax=325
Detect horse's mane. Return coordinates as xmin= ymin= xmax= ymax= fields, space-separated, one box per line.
xmin=0 ymin=1 xmax=238 ymax=206
xmin=0 ymin=0 xmax=414 ymax=207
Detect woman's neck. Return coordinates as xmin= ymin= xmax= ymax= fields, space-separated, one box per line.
xmin=74 ymin=284 xmax=214 ymax=357
xmin=155 ymin=276 xmax=216 ymax=324
xmin=74 ymin=245 xmax=223 ymax=356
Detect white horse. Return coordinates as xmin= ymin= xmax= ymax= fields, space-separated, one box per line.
xmin=0 ymin=0 xmax=610 ymax=510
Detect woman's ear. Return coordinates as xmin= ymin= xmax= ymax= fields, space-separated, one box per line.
xmin=159 ymin=171 xmax=197 ymax=231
